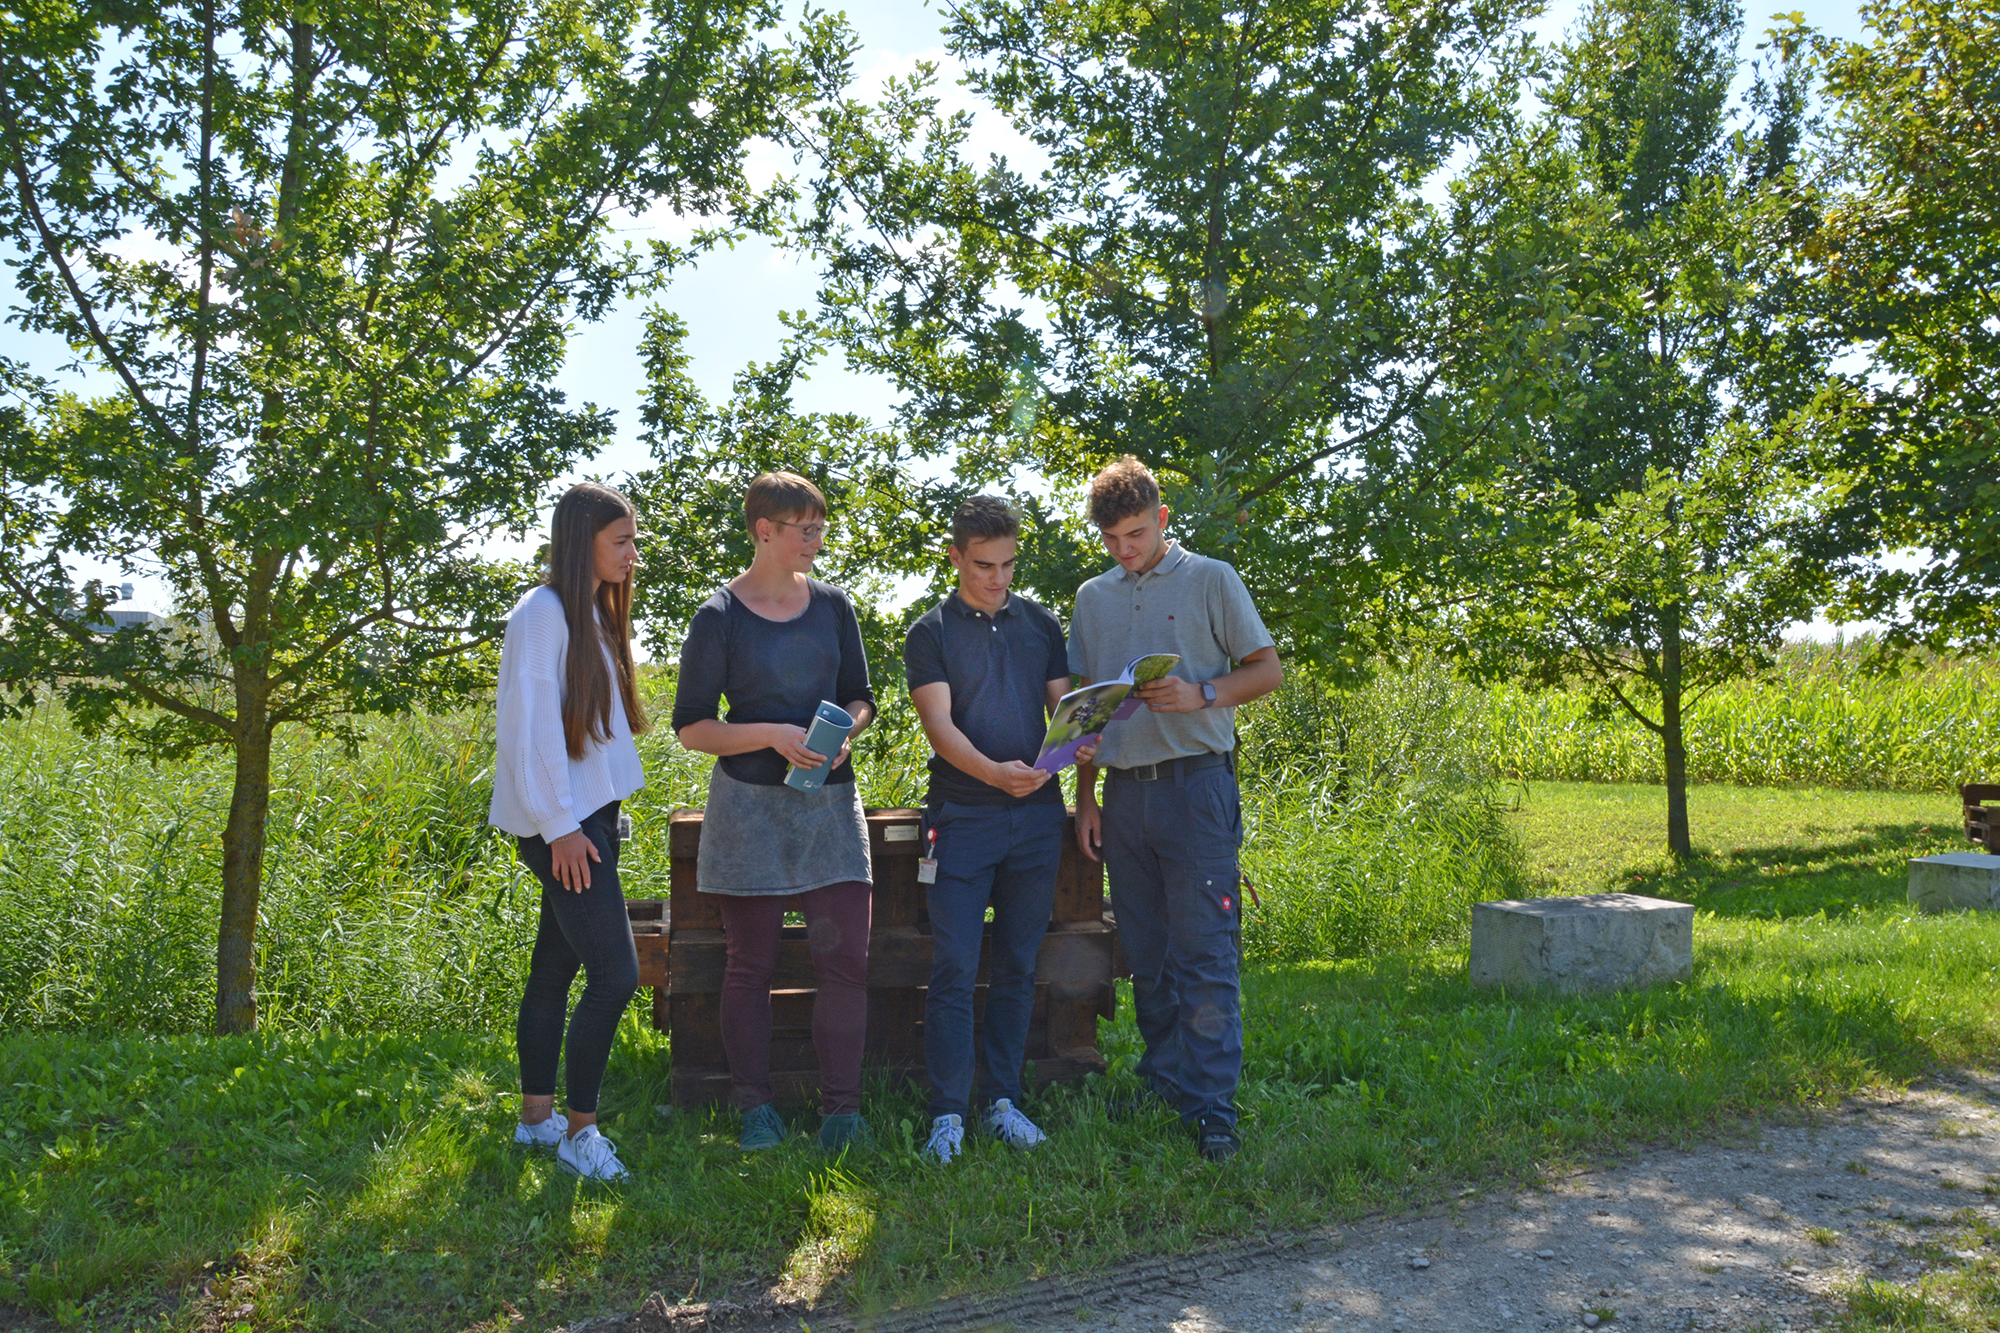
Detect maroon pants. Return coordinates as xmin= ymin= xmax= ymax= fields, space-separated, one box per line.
xmin=717 ymin=880 xmax=871 ymax=1115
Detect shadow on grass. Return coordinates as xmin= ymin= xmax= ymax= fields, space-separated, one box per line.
xmin=10 ymin=892 xmax=2000 ymax=1331
xmin=1598 ymin=820 xmax=1967 ymax=921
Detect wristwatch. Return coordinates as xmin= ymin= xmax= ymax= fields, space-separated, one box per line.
xmin=1199 ymin=681 xmax=1217 ymax=709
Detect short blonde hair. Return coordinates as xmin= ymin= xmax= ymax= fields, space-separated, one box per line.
xmin=1088 ymin=455 xmax=1161 ymax=528
xmin=744 ymin=471 xmax=827 ymax=533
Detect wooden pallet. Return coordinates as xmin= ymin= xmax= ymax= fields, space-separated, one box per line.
xmin=1965 ymin=784 xmax=2000 ymax=854
xmin=628 ymin=806 xmax=1124 ymax=1107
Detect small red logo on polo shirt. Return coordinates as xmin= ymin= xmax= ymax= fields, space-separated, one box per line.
xmin=1221 ymin=894 xmax=1233 ymax=912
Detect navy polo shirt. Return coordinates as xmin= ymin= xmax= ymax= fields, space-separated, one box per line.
xmin=904 ymin=591 xmax=1070 ymax=807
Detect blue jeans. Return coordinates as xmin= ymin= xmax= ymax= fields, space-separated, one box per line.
xmin=1101 ymin=760 xmax=1244 ymax=1126
xmin=924 ymin=800 xmax=1067 ymax=1118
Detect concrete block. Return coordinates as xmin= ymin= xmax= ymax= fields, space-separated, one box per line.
xmin=1908 ymin=852 xmax=2000 ymax=913
xmin=1471 ymin=893 xmax=1694 ymax=993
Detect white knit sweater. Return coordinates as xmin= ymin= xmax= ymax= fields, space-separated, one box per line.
xmin=488 ymin=585 xmax=646 ymax=844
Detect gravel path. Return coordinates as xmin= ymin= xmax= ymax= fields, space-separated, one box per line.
xmin=580 ymin=1072 xmax=2000 ymax=1333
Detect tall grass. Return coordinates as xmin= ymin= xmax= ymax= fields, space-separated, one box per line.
xmin=0 ymin=658 xmax=1522 ymax=1033
xmin=1486 ymin=640 xmax=2000 ymax=791
xmin=1237 ymin=659 xmax=1530 ymax=962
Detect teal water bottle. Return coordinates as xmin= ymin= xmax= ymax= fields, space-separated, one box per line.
xmin=785 ymin=701 xmax=854 ymax=792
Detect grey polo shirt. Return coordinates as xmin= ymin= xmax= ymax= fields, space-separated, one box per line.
xmin=1067 ymin=543 xmax=1274 ymax=769
xmin=904 ymin=590 xmax=1070 ymax=806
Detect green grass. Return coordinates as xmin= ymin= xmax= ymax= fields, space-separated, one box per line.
xmin=1487 ymin=640 xmax=2000 ymax=790
xmin=5 ymin=655 xmax=2000 ymax=1328
xmin=1831 ymin=1208 xmax=2000 ymax=1332
xmin=6 ymin=779 xmax=1999 ymax=1330
xmin=1503 ymin=781 xmax=1971 ymax=919
xmin=0 ymin=682 xmax=932 ymax=1035
xmin=0 ymin=659 xmax=1521 ymax=1032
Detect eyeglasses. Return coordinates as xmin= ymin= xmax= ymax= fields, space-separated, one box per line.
xmin=772 ymin=519 xmax=828 ymax=541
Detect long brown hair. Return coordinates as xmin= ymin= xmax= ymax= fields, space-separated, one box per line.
xmin=546 ymin=482 xmax=648 ymax=758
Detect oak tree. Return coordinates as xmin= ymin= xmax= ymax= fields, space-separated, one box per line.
xmin=771 ymin=0 xmax=1574 ymax=675
xmin=1443 ymin=0 xmax=1841 ymax=858
xmin=0 ymin=0 xmax=837 ymax=1031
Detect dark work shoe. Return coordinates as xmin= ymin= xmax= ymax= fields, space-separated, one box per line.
xmin=1195 ymin=1114 xmax=1240 ymax=1162
xmin=739 ymin=1102 xmax=785 ymax=1152
xmin=817 ymin=1112 xmax=874 ymax=1155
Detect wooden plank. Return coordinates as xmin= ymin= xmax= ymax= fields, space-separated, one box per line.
xmin=1053 ymin=816 xmax=1105 ymax=921
xmin=669 ymin=865 xmax=720 ymax=931
xmin=668 ymin=990 xmax=817 ymax=1067
xmin=662 ymin=804 xmax=1118 ymax=1106
xmin=669 ymin=808 xmax=705 ymax=857
xmin=1033 ymin=923 xmax=1117 ymax=1000
xmin=635 ymin=933 xmax=669 ymax=990
xmin=865 ymin=986 xmax=926 ymax=1062
xmin=667 ymin=808 xmax=721 ymax=930
xmin=670 ymin=1064 xmax=927 ymax=1108
xmin=867 ymin=808 xmax=924 ymax=858
xmin=1046 ymin=995 xmax=1101 ymax=1056
xmin=669 ymin=988 xmax=818 ymax=1032
xmin=1029 ymin=1052 xmax=1107 ymax=1086
xmin=667 ymin=922 xmax=1115 ymax=995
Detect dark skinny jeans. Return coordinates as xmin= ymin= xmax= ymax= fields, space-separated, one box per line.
xmin=716 ymin=881 xmax=871 ymax=1115
xmin=515 ymin=800 xmax=639 ymax=1114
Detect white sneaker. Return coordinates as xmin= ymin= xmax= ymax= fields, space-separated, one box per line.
xmin=923 ymin=1114 xmax=964 ymax=1164
xmin=985 ymin=1098 xmax=1047 ymax=1149
xmin=515 ymin=1112 xmax=568 ymax=1148
xmin=556 ymin=1124 xmax=630 ymax=1182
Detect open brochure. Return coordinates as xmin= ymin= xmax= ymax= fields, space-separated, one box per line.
xmin=1032 ymin=653 xmax=1180 ymax=774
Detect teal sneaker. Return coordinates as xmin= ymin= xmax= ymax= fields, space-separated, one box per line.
xmin=817 ymin=1112 xmax=874 ymax=1155
xmin=739 ymin=1102 xmax=785 ymax=1152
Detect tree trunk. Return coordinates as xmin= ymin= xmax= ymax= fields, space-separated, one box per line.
xmin=216 ymin=696 xmax=273 ymax=1034
xmin=1660 ymin=601 xmax=1692 ymax=862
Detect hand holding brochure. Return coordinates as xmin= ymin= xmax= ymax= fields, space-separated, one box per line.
xmin=1032 ymin=653 xmax=1180 ymax=774
xmin=785 ymin=701 xmax=855 ymax=791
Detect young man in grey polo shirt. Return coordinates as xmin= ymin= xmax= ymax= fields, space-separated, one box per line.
xmin=905 ymin=496 xmax=1074 ymax=1164
xmin=1070 ymin=455 xmax=1281 ymax=1162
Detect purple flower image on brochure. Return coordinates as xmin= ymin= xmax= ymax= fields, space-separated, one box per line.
xmin=1032 ymin=653 xmax=1180 ymax=773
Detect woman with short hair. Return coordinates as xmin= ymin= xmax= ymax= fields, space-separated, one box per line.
xmin=673 ymin=471 xmax=877 ymax=1154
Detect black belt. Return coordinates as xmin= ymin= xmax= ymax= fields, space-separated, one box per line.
xmin=1109 ymin=753 xmax=1229 ymax=783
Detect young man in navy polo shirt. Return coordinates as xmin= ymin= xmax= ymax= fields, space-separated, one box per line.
xmin=904 ymin=496 xmax=1074 ymax=1164
xmin=1070 ymin=456 xmax=1281 ymax=1162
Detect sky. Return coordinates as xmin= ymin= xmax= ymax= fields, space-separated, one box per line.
xmin=0 ymin=0 xmax=1877 ymax=626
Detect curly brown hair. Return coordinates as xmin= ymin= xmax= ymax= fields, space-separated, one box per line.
xmin=1087 ymin=455 xmax=1161 ymax=528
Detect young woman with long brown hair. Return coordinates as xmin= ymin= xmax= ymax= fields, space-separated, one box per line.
xmin=489 ymin=482 xmax=649 ymax=1182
